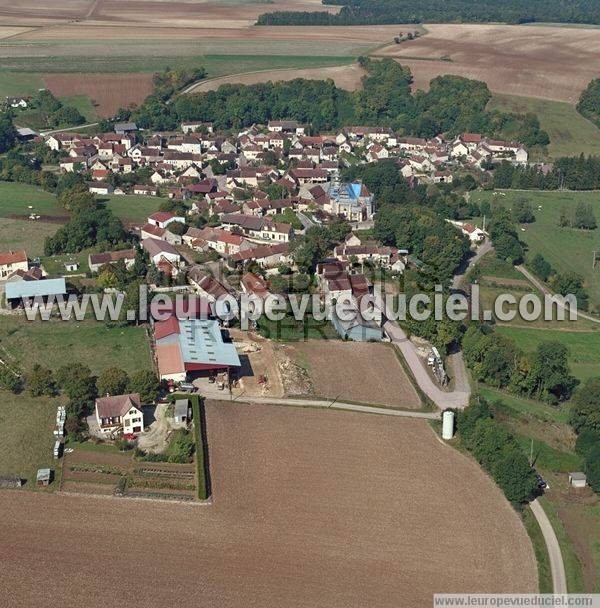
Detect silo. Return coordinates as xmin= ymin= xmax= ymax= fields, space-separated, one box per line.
xmin=442 ymin=410 xmax=455 ymax=440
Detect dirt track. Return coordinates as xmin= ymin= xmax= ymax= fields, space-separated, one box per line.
xmin=0 ymin=403 xmax=536 ymax=607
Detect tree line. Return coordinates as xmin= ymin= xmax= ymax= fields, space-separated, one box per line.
xmin=256 ymin=0 xmax=600 ymax=26
xmin=493 ymin=155 xmax=600 ymax=190
xmin=0 ymin=362 xmax=160 ymax=440
xmin=119 ymin=58 xmax=548 ymax=148
xmin=577 ymin=77 xmax=600 ymax=129
xmin=456 ymin=396 xmax=540 ymax=505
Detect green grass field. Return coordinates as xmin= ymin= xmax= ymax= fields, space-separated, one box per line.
xmin=488 ymin=94 xmax=600 ymax=159
xmin=496 ymin=326 xmax=600 ymax=382
xmin=539 ymin=495 xmax=586 ymax=593
xmin=100 ymin=194 xmax=168 ymax=223
xmin=0 ymin=181 xmax=63 ymax=217
xmin=0 ymin=316 xmax=153 ymax=376
xmin=0 ymin=54 xmax=358 ymax=111
xmin=0 ymin=218 xmax=58 ymax=257
xmin=0 ymin=182 xmax=168 ymax=225
xmin=477 ymin=386 xmax=569 ymax=423
xmin=472 ymin=190 xmax=600 ymax=311
xmin=0 ymin=391 xmax=63 ymax=488
xmin=40 ymin=250 xmax=90 ymax=276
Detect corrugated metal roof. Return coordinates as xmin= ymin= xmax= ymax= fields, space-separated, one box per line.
xmin=178 ymin=319 xmax=240 ymax=367
xmin=5 ymin=278 xmax=66 ymax=300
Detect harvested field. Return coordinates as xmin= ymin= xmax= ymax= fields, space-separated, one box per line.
xmin=85 ymin=0 xmax=339 ymax=29
xmin=375 ymin=24 xmax=600 ymax=103
xmin=187 ymin=63 xmax=365 ymax=93
xmin=0 ymin=403 xmax=537 ymax=607
xmin=284 ymin=340 xmax=421 ymax=408
xmin=44 ymin=73 xmax=153 ymax=117
xmin=15 ymin=24 xmax=408 ymax=44
xmin=0 ymin=0 xmax=91 ymax=23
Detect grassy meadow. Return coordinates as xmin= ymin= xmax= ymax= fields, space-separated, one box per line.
xmin=479 ymin=386 xmax=599 ymax=592
xmin=0 ymin=218 xmax=58 ymax=257
xmin=472 ymin=190 xmax=600 ymax=311
xmin=0 ymin=181 xmax=63 ymax=217
xmin=0 ymin=391 xmax=64 ymax=488
xmin=488 ymin=94 xmax=600 ymax=159
xmin=0 ymin=316 xmax=153 ymax=376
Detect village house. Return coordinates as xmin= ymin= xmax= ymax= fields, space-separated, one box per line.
xmin=0 ymin=250 xmax=28 ymax=279
xmin=147 ymin=211 xmax=186 ymax=230
xmin=88 ymin=249 xmax=137 ymax=273
xmin=95 ymin=393 xmax=144 ymax=435
xmin=142 ymin=237 xmax=182 ymax=268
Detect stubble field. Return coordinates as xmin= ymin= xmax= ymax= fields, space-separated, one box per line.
xmin=375 ymin=24 xmax=600 ymax=103
xmin=0 ymin=402 xmax=537 ymax=607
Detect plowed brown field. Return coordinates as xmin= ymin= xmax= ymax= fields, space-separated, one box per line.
xmin=284 ymin=340 xmax=421 ymax=407
xmin=44 ymin=73 xmax=154 ymax=116
xmin=0 ymin=403 xmax=537 ymax=607
xmin=375 ymin=23 xmax=600 ymax=103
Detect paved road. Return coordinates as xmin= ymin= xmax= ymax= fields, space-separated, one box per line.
xmin=516 ymin=265 xmax=600 ymax=325
xmin=296 ymin=211 xmax=315 ymax=231
xmin=529 ymin=499 xmax=567 ymax=593
xmin=372 ymin=291 xmax=470 ymax=409
xmin=452 ymin=239 xmax=494 ymax=290
xmin=381 ymin=316 xmax=470 ymax=409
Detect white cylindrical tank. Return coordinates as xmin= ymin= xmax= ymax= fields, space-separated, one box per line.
xmin=442 ymin=410 xmax=455 ymax=440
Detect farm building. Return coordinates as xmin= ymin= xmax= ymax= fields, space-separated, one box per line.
xmin=154 ymin=318 xmax=241 ymax=382
xmin=0 ymin=475 xmax=22 ymax=489
xmin=569 ymin=472 xmax=587 ymax=488
xmin=173 ymin=399 xmax=190 ymax=425
xmin=331 ymin=308 xmax=383 ymax=342
xmin=36 ymin=469 xmax=53 ymax=487
xmin=88 ymin=249 xmax=137 ymax=273
xmin=5 ymin=277 xmax=67 ymax=306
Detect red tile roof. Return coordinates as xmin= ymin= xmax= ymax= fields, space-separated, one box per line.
xmin=0 ymin=250 xmax=27 ymax=266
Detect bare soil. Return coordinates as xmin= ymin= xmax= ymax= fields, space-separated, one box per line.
xmin=374 ymin=23 xmax=600 ymax=103
xmin=0 ymin=403 xmax=537 ymax=607
xmin=43 ymin=73 xmax=154 ymax=117
xmin=283 ymin=340 xmax=422 ymax=408
xmin=229 ymin=329 xmax=285 ymax=397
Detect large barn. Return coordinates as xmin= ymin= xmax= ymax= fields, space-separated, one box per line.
xmin=154 ymin=318 xmax=240 ymax=382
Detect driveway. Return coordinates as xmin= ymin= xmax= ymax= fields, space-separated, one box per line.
xmin=529 ymin=499 xmax=567 ymax=593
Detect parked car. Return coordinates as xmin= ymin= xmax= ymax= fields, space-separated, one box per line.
xmin=178 ymin=382 xmax=196 ymax=393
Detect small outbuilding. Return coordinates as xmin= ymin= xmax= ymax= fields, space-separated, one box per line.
xmin=36 ymin=468 xmax=53 ymax=487
xmin=0 ymin=475 xmax=23 ymax=489
xmin=568 ymin=472 xmax=587 ymax=488
xmin=173 ymin=399 xmax=190 ymax=425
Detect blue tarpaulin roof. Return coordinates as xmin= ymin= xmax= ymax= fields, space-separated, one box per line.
xmin=5 ymin=278 xmax=67 ymax=300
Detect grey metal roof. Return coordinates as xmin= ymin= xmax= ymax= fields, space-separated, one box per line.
xmin=5 ymin=278 xmax=66 ymax=300
xmin=174 ymin=399 xmax=189 ymax=417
